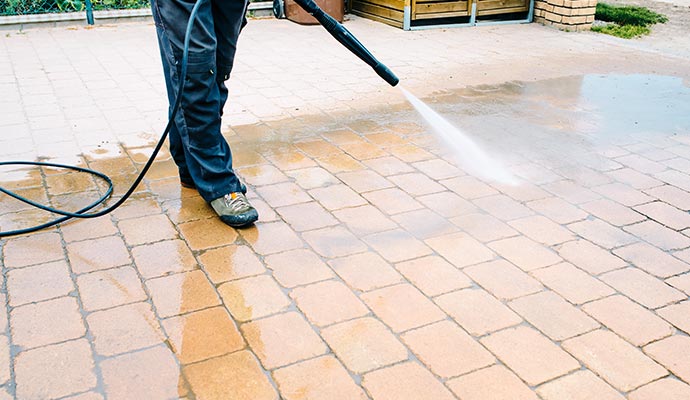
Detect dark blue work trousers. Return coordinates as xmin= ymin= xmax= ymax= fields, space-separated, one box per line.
xmin=151 ymin=0 xmax=248 ymax=202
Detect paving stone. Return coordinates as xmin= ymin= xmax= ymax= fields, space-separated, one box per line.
xmin=184 ymin=350 xmax=277 ymax=399
xmin=88 ymin=302 xmax=165 ymax=357
xmin=581 ymin=198 xmax=646 ymax=226
xmin=451 ymin=212 xmax=518 ymax=242
xmin=67 ymin=235 xmax=131 ymax=274
xmin=536 ymin=370 xmax=625 ymax=400
xmin=101 ymin=345 xmax=181 ymax=400
xmin=509 ymin=291 xmax=599 ymax=340
xmin=635 ymin=201 xmax=690 ymax=230
xmin=555 ymin=239 xmax=627 ymax=275
xmin=0 ymin=336 xmax=9 ymax=386
xmin=131 ymin=239 xmax=197 ymax=279
xmin=328 ymin=252 xmax=404 ymax=291
xmin=562 ymin=330 xmax=668 ymax=391
xmin=10 ymin=296 xmax=85 ymax=350
xmin=146 ymin=270 xmax=221 ymax=318
xmin=644 ymin=185 xmax=690 ymax=211
xmin=656 ymin=301 xmax=690 ymax=334
xmin=593 ymin=182 xmax=655 ymax=206
xmin=583 ymin=295 xmax=674 ymax=346
xmin=607 ymin=167 xmax=662 ymax=190
xmin=527 ymin=197 xmax=588 ymax=224
xmin=392 ymin=209 xmax=459 ymax=240
xmin=363 ymin=156 xmax=415 ymax=176
xmin=265 ymin=248 xmax=334 ymax=288
xmin=628 ymin=378 xmax=690 ymax=400
xmin=507 ymin=215 xmax=575 ymax=245
xmin=242 ymin=312 xmax=327 ymax=370
xmin=418 ymin=191 xmax=478 ymax=218
xmin=402 ymin=320 xmax=494 ymax=378
xmin=273 ymin=356 xmax=367 ymax=400
xmin=644 ymin=335 xmax=690 ymax=383
xmin=178 ymin=217 xmax=238 ymax=251
xmin=447 ymin=365 xmax=538 ymax=400
xmin=480 ymin=326 xmax=580 ymax=386
xmin=303 ymin=226 xmax=367 ymax=258
xmin=435 ymin=288 xmax=522 ymax=336
xmin=7 ymin=260 xmax=74 ymax=306
xmin=309 ymin=185 xmax=367 ymax=211
xmin=388 ymin=173 xmax=445 ymax=196
xmin=321 ymin=317 xmax=408 ymax=374
xmin=361 ymin=284 xmax=445 ymax=333
xmin=567 ymin=218 xmax=637 ymax=249
xmin=624 ymin=220 xmax=690 ymax=251
xmin=218 ymin=275 xmax=290 ymax=322
xmin=15 ymin=339 xmax=96 ymax=400
xmin=291 ymin=280 xmax=369 ymax=327
xmin=163 ymin=307 xmax=244 ymax=365
xmin=533 ymin=262 xmax=615 ymax=304
xmin=118 ymin=213 xmax=178 ymax=246
xmin=363 ymin=229 xmax=432 ymax=263
xmin=362 ymin=362 xmax=456 ymax=400
xmin=239 ymin=221 xmax=304 ymax=255
xmin=276 ymin=201 xmax=339 ymax=231
xmin=488 ymin=236 xmax=561 ymax=271
xmin=77 ymin=266 xmax=147 ymax=312
xmin=473 ymin=194 xmax=534 ymax=221
xmin=363 ymin=187 xmax=424 ymax=215
xmin=337 ymin=169 xmax=393 ymax=192
xmin=60 ymin=216 xmax=118 ymax=243
xmin=3 ymin=231 xmax=63 ymax=269
xmin=426 ymin=232 xmax=495 ymax=268
xmin=600 ymin=268 xmax=686 ymax=309
xmin=238 ymin=164 xmax=289 ymax=186
xmin=395 ymin=255 xmax=472 ymax=297
xmin=442 ymin=176 xmax=499 ymax=199
xmin=256 ymin=182 xmax=312 ymax=208
xmin=198 ymin=244 xmax=265 ymax=284
xmin=666 ymin=273 xmax=690 ymax=295
xmin=465 ymin=259 xmax=543 ymax=300
xmin=613 ymin=242 xmax=690 ymax=278
xmin=542 ymin=180 xmax=600 ymax=204
xmin=413 ymin=158 xmax=462 ymax=180
xmin=287 ymin=167 xmax=339 ymax=189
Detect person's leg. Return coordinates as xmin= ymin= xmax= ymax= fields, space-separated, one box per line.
xmin=151 ymin=0 xmax=243 ymax=201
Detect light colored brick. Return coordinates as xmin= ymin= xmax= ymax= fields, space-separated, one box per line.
xmin=184 ymin=351 xmax=277 ymax=400
xmin=426 ymin=232 xmax=495 ymax=268
xmin=132 ymin=240 xmax=197 ymax=280
xmin=489 ymin=236 xmax=561 ymax=271
xmin=11 ymin=297 xmax=85 ymax=349
xmin=363 ymin=187 xmax=423 ymax=215
xmin=583 ymin=295 xmax=673 ymax=346
xmin=218 ymin=275 xmax=291 ymax=322
xmin=608 ymin=167 xmax=663 ymax=190
xmin=240 ymin=221 xmax=303 ymax=255
xmin=146 ymin=270 xmax=221 ymax=318
xmin=392 ymin=209 xmax=459 ymax=240
xmin=481 ymin=326 xmax=580 ymax=386
xmin=534 ymin=264 xmax=613 ymax=306
xmin=556 ymin=239 xmax=627 ymax=275
xmin=657 ymin=301 xmax=690 ymax=334
xmin=276 ymin=201 xmax=338 ymax=232
xmin=625 ymin=220 xmax=690 ymax=250
xmin=304 ymin=226 xmax=368 ymax=258
xmin=361 ymin=284 xmax=445 ymax=333
xmin=527 ymin=197 xmax=587 ymax=224
xmin=536 ymin=370 xmax=625 ymax=400
xmin=436 ymin=289 xmax=522 ymax=336
xmin=418 ymin=191 xmax=478 ymax=218
xmin=628 ymin=378 xmax=690 ymax=400
xmin=600 ymin=268 xmax=685 ymax=309
xmin=644 ymin=335 xmax=690 ymax=383
xmin=273 ymin=356 xmax=367 ymax=400
xmin=465 ymin=260 xmax=543 ymax=300
xmin=666 ymin=272 xmax=690 ymax=295
xmin=508 ymin=215 xmax=574 ymax=245
xmin=593 ymin=183 xmax=654 ymax=206
xmin=581 ymin=198 xmax=646 ymax=226
xmin=328 ymin=251 xmax=403 ymax=291
xmin=67 ymin=235 xmax=131 ymax=274
xmin=362 ymin=362 xmax=456 ymax=400
xmin=333 ymin=205 xmax=397 ymax=236
xmin=635 ymin=201 xmax=690 ymax=230
xmin=509 ymin=291 xmax=599 ymax=340
xmin=291 ymin=280 xmax=369 ymax=327
xmin=562 ymin=330 xmax=667 ymax=391
xmin=474 ymin=194 xmax=534 ymax=221
xmin=198 ymin=244 xmax=265 ymax=284
xmin=118 ymin=214 xmax=177 ymax=246
xmin=567 ymin=218 xmax=637 ymax=249
xmin=450 ymin=213 xmax=518 ymax=242
xmin=402 ymin=320 xmax=494 ymax=378
xmin=88 ymin=302 xmax=165 ymax=357
xmin=447 ymin=365 xmax=538 ymax=400
xmin=265 ymin=248 xmax=334 ymax=288
xmin=613 ymin=242 xmax=690 ymax=278
xmin=644 ymin=185 xmax=690 ymax=211
xmin=3 ymin=231 xmax=63 ymax=269
xmin=242 ymin=312 xmax=327 ymax=369
xmin=321 ymin=317 xmax=408 ymax=374
xmin=395 ymin=255 xmax=472 ymax=297
xmin=363 ymin=229 xmax=432 ymax=262
xmin=7 ymin=260 xmax=74 ymax=306
xmin=543 ymin=180 xmax=599 ymax=204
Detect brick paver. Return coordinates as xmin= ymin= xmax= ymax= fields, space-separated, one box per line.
xmin=2 ymin=11 xmax=690 ymax=400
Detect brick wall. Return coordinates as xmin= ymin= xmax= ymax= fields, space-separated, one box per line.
xmin=534 ymin=0 xmax=597 ymax=31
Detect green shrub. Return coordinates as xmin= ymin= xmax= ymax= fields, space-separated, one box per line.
xmin=591 ymin=23 xmax=650 ymax=38
xmin=596 ymin=3 xmax=667 ymax=26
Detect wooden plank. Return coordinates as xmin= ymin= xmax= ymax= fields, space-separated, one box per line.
xmin=477 ymin=5 xmax=529 ymax=15
xmin=350 ymin=9 xmax=405 ymax=26
xmin=415 ymin=1 xmax=469 ymax=15
xmin=352 ymin=0 xmax=405 ymax=12
xmin=476 ymin=0 xmax=528 ymax=12
xmin=414 ymin=10 xmax=471 ymax=18
xmin=352 ymin=1 xmax=405 ymax=19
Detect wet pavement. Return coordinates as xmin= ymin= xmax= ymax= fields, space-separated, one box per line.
xmin=2 ymin=11 xmax=690 ymax=400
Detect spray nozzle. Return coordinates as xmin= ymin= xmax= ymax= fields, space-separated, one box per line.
xmin=293 ymin=0 xmax=399 ymax=87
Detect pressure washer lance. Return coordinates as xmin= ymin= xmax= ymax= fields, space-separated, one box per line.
xmin=0 ymin=0 xmax=399 ymax=237
xmin=293 ymin=0 xmax=399 ymax=87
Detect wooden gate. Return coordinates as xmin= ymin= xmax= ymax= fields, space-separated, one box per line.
xmin=350 ymin=0 xmax=532 ymax=29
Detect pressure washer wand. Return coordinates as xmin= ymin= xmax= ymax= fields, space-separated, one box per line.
xmin=293 ymin=0 xmax=399 ymax=87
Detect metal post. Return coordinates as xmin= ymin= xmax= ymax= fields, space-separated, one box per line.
xmin=85 ymin=0 xmax=95 ymax=25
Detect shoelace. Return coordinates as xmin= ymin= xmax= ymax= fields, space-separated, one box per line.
xmin=224 ymin=193 xmax=251 ymax=213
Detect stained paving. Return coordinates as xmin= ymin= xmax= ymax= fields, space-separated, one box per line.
xmin=1 ymin=12 xmax=690 ymax=400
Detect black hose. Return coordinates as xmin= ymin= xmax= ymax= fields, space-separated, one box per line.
xmin=0 ymin=0 xmax=204 ymax=238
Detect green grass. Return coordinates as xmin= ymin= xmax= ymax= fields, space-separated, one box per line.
xmin=593 ymin=3 xmax=667 ymax=38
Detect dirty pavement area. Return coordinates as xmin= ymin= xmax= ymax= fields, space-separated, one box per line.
xmin=1 ymin=2 xmax=690 ymax=399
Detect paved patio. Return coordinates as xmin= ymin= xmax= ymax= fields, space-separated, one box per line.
xmin=1 ymin=7 xmax=690 ymax=400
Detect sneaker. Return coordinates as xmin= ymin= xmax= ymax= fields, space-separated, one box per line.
xmin=210 ymin=192 xmax=258 ymax=228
